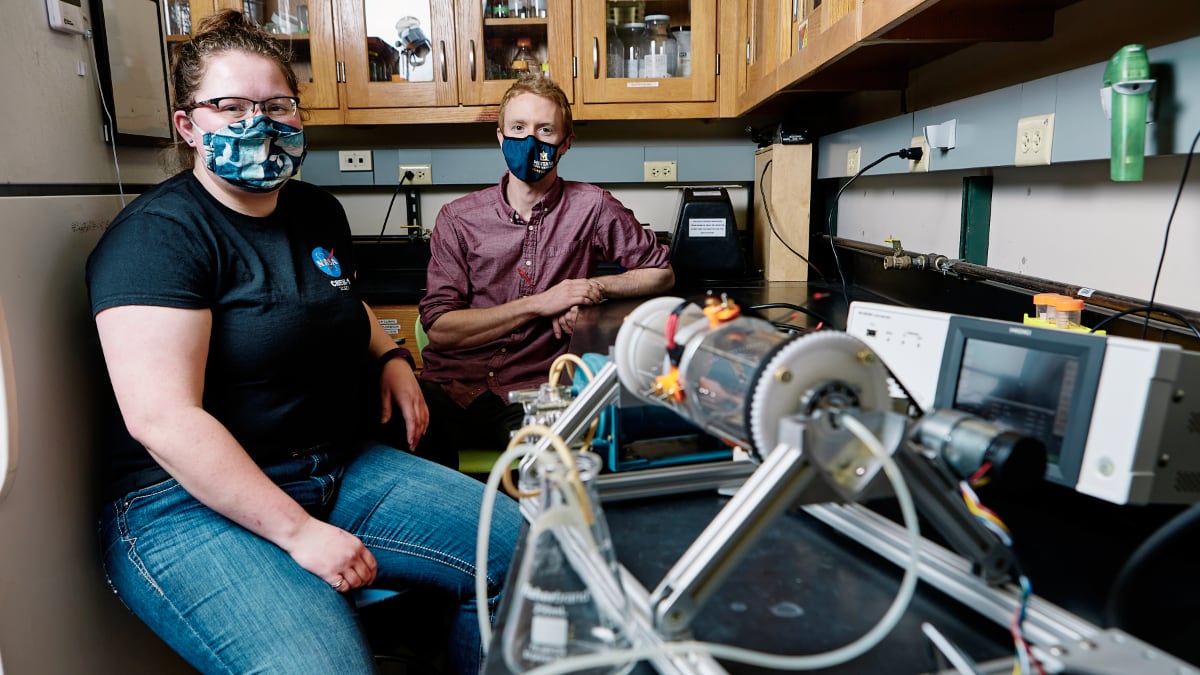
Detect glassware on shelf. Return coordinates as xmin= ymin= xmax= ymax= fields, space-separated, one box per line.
xmin=672 ymin=26 xmax=691 ymax=77
xmin=242 ymin=0 xmax=264 ymax=26
xmin=511 ymin=37 xmax=535 ymax=75
xmin=607 ymin=0 xmax=645 ymax=25
xmin=167 ymin=0 xmax=191 ymax=35
xmin=606 ymin=20 xmax=625 ymax=78
xmin=616 ymin=22 xmax=644 ymax=79
xmin=642 ymin=14 xmax=677 ymax=78
xmin=486 ymin=36 xmax=510 ymax=80
xmin=501 ymin=450 xmax=634 ymax=675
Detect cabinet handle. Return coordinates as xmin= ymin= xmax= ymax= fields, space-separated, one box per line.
xmin=440 ymin=40 xmax=448 ymax=82
xmin=592 ymin=37 xmax=599 ymax=78
xmin=746 ymin=39 xmax=751 ymax=65
xmin=469 ymin=40 xmax=477 ymax=81
xmin=794 ymin=0 xmax=800 ymax=22
xmin=336 ymin=61 xmax=345 ymax=83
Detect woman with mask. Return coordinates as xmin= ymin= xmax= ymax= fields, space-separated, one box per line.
xmin=410 ymin=74 xmax=674 ymax=462
xmin=85 ymin=11 xmax=521 ymax=673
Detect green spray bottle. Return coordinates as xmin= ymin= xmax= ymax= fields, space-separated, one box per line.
xmin=1102 ymin=44 xmax=1155 ymax=182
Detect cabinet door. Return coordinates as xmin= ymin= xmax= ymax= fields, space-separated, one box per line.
xmin=578 ymin=0 xmax=716 ymax=105
xmin=337 ymin=0 xmax=460 ymax=108
xmin=454 ymin=0 xmax=574 ymax=105
xmin=738 ymin=0 xmax=782 ymax=103
xmin=293 ymin=0 xmax=339 ymax=110
xmin=172 ymin=1 xmax=339 ymax=110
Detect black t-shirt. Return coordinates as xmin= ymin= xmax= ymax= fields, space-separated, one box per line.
xmin=86 ymin=172 xmax=370 ymax=498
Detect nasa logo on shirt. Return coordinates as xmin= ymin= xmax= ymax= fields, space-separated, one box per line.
xmin=311 ymin=247 xmax=350 ymax=290
xmin=311 ymin=247 xmax=342 ymax=277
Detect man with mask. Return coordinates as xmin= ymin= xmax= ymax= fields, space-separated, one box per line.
xmin=413 ymin=74 xmax=674 ymax=466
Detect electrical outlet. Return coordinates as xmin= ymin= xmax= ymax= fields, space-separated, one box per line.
xmin=846 ymin=146 xmax=861 ymax=175
xmin=1015 ymin=114 xmax=1055 ymax=167
xmin=399 ymin=164 xmax=432 ymax=185
xmin=908 ymin=136 xmax=930 ymax=172
xmin=338 ymin=150 xmax=373 ymax=172
xmin=643 ymin=160 xmax=677 ymax=182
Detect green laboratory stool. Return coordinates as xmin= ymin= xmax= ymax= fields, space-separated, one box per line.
xmin=414 ymin=317 xmax=509 ymax=480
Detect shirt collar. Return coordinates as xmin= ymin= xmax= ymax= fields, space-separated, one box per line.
xmin=498 ymin=173 xmax=564 ymax=223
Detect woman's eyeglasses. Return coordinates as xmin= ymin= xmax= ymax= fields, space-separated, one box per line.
xmin=186 ymin=96 xmax=300 ymax=121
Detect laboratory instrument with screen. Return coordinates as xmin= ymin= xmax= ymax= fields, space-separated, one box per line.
xmin=847 ymin=301 xmax=1200 ymax=506
xmin=473 ymin=294 xmax=1197 ymax=674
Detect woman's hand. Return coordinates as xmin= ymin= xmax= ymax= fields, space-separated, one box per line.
xmin=285 ymin=517 xmax=378 ymax=592
xmin=380 ymin=356 xmax=429 ymax=450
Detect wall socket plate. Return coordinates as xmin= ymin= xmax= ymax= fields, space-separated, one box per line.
xmin=1015 ymin=113 xmax=1055 ymax=166
xmin=846 ymin=146 xmax=861 ymax=175
xmin=644 ymin=160 xmax=677 ymax=182
xmin=338 ymin=150 xmax=373 ymax=172
xmin=908 ymin=136 xmax=930 ymax=172
xmin=399 ymin=164 xmax=432 ymax=185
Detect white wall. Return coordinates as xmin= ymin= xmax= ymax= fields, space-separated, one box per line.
xmin=1 ymin=3 xmax=169 ymax=186
xmin=837 ymin=154 xmax=1200 ymax=311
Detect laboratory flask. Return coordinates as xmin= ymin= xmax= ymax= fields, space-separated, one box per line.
xmin=642 ymin=15 xmax=677 ymax=77
xmin=606 ymin=20 xmax=625 ymax=78
xmin=617 ymin=23 xmax=645 ymax=79
xmin=502 ymin=451 xmax=633 ymax=675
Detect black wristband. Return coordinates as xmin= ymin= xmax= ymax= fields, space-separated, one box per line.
xmin=378 ymin=346 xmax=415 ymax=370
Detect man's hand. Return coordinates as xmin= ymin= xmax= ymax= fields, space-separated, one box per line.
xmin=551 ymin=305 xmax=581 ymax=339
xmin=537 ymin=278 xmax=604 ymax=318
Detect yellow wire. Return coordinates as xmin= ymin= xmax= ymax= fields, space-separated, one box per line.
xmin=546 ymin=352 xmax=601 ymax=446
xmin=504 ymin=424 xmax=595 ymax=525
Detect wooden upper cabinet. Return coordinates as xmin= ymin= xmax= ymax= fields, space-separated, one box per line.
xmin=453 ymin=0 xmax=575 ymax=106
xmin=576 ymin=0 xmax=717 ymax=105
xmin=336 ymin=0 xmax=460 ymax=108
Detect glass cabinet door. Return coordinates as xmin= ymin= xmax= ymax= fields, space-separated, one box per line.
xmin=579 ymin=0 xmax=716 ymax=104
xmin=338 ymin=0 xmax=460 ymax=108
xmin=163 ymin=0 xmax=339 ymax=111
xmin=455 ymin=0 xmax=573 ymax=105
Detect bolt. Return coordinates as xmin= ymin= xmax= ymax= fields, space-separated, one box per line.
xmin=857 ymin=349 xmax=875 ymax=364
xmin=775 ymin=369 xmax=793 ymax=383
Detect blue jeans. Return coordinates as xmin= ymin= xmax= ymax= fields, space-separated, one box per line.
xmin=98 ymin=443 xmax=523 ymax=674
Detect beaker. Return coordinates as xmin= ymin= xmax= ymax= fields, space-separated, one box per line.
xmin=642 ymin=14 xmax=676 ymax=77
xmin=617 ymin=23 xmax=645 ymax=79
xmin=606 ymin=20 xmax=625 ymax=78
xmin=502 ymin=451 xmax=633 ymax=675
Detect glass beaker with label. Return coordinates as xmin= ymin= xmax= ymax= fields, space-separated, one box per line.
xmin=502 ymin=450 xmax=633 ymax=675
xmin=642 ymin=14 xmax=677 ymax=78
xmin=672 ymin=26 xmax=691 ymax=77
xmin=606 ymin=20 xmax=625 ymax=78
xmin=617 ymin=22 xmax=644 ymax=79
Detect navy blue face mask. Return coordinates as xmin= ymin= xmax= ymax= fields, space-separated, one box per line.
xmin=501 ymin=134 xmax=563 ymax=183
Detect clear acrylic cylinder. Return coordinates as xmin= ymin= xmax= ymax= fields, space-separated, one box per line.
xmin=613 ymin=296 xmax=793 ymax=448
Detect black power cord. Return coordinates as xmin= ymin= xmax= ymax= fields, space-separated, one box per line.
xmin=377 ymin=170 xmax=415 ymax=244
xmin=827 ymin=146 xmax=924 ymax=306
xmin=758 ymin=159 xmax=828 ymax=280
xmin=1139 ymin=126 xmax=1200 ymax=338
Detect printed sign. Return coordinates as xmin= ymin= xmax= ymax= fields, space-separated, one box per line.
xmin=688 ymin=218 xmax=727 ymax=238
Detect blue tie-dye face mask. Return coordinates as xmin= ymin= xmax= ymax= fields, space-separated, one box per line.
xmin=201 ymin=115 xmax=307 ymax=193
